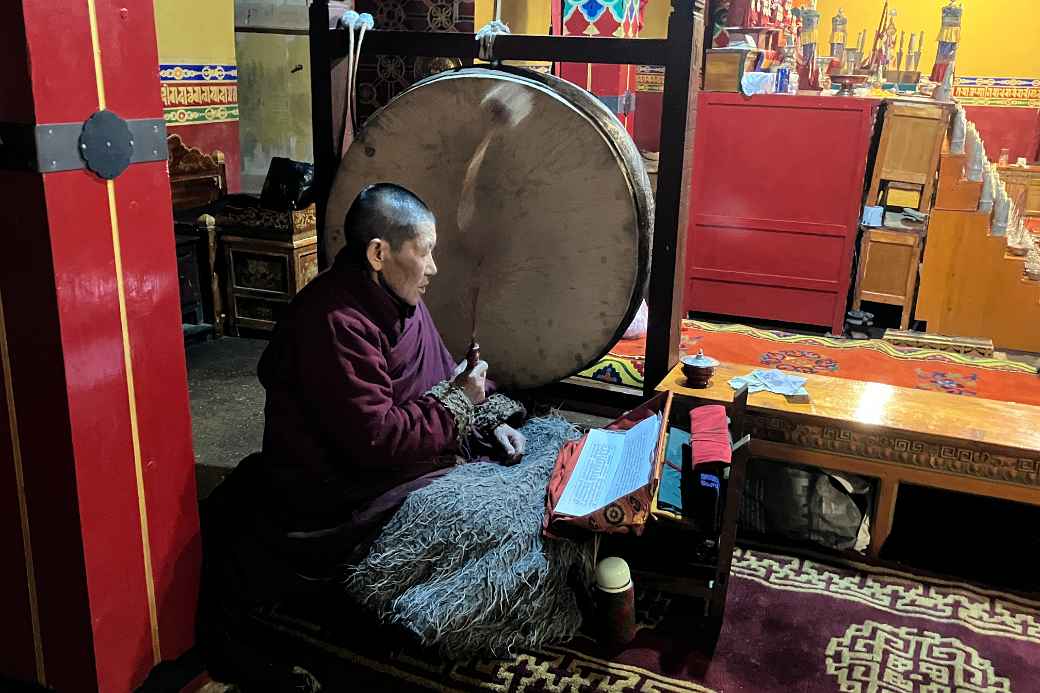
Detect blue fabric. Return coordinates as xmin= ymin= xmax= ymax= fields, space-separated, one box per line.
xmin=658 ymin=428 xmax=690 ymax=513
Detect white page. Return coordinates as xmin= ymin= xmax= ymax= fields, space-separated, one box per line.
xmin=602 ymin=413 xmax=660 ymax=506
xmin=553 ymin=413 xmax=661 ymax=517
xmin=554 ymin=429 xmax=624 ymax=517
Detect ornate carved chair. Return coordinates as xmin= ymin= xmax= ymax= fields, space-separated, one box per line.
xmin=168 ymin=134 xmax=228 ymax=338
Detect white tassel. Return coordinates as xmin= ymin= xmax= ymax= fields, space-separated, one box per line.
xmin=337 ymin=11 xmax=376 ymax=158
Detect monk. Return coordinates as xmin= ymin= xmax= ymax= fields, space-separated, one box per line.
xmin=197 ymin=183 xmax=527 ymax=689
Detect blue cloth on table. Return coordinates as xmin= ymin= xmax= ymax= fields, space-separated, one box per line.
xmin=658 ymin=427 xmax=690 ymax=514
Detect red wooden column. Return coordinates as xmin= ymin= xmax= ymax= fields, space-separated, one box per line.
xmin=0 ymin=2 xmax=200 ymax=691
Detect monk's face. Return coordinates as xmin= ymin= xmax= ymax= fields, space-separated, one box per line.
xmin=371 ymin=222 xmax=438 ymax=305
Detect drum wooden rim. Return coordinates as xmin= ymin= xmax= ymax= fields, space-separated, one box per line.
xmin=325 ymin=66 xmax=654 ymax=389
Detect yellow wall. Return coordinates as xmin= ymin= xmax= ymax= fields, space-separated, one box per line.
xmin=643 ymin=1 xmax=1038 ymax=77
xmin=814 ymin=0 xmax=1039 ymax=78
xmin=236 ymin=32 xmax=313 ymax=190
xmin=643 ymin=1 xmax=669 ymax=38
xmin=474 ymin=0 xmax=553 ymax=71
xmin=153 ymin=0 xmax=236 ymax=64
xmin=475 ymin=0 xmax=553 ymax=34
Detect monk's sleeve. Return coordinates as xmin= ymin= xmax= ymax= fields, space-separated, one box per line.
xmin=301 ymin=314 xmax=473 ymax=466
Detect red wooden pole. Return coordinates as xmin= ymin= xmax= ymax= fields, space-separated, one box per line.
xmin=0 ymin=2 xmax=200 ymax=690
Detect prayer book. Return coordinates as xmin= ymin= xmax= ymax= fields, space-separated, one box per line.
xmin=553 ymin=414 xmax=661 ymax=518
xmin=543 ymin=393 xmax=672 ymax=539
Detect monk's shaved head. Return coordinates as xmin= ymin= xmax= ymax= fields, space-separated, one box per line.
xmin=339 ymin=183 xmax=436 ymax=268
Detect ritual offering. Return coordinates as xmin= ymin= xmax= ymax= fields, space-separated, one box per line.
xmin=829 ymin=8 xmax=848 ymax=64
xmin=979 ymin=167 xmax=995 ymax=214
xmin=993 ymin=184 xmax=1011 ymax=236
xmin=950 ymin=106 xmax=967 ymax=154
xmin=1009 ymin=224 xmax=1032 ymax=257
xmin=1026 ymin=246 xmax=1040 ymax=282
xmin=681 ymin=350 xmax=720 ymax=388
xmin=839 ymin=47 xmax=863 ymax=75
xmin=931 ymin=0 xmax=962 ymax=84
xmin=796 ymin=0 xmax=822 ymax=90
xmin=831 ymin=72 xmax=868 ymax=97
xmin=326 ymin=67 xmax=653 ymax=389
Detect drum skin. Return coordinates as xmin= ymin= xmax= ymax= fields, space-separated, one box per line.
xmin=326 ymin=66 xmax=653 ymax=389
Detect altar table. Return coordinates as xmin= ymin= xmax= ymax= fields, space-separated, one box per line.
xmin=656 ymin=362 xmax=1040 ymax=559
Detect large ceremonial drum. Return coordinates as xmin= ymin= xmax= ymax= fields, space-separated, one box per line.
xmin=326 ymin=67 xmax=653 ymax=389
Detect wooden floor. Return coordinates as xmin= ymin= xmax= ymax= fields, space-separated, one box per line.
xmin=656 ymin=361 xmax=1040 ymax=559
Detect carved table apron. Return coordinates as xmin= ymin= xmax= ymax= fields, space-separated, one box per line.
xmin=656 ymin=361 xmax=1040 ymax=559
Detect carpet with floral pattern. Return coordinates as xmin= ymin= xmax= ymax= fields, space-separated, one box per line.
xmin=577 ymin=320 xmax=1040 ymax=406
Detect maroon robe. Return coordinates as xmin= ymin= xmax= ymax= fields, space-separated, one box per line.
xmin=201 ymin=260 xmax=482 ymax=610
xmin=256 ymin=259 xmax=464 ymax=535
xmin=197 ymin=259 xmax=507 ymax=683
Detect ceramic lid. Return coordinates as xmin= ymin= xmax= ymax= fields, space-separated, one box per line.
xmin=682 ymin=350 xmax=719 ymax=368
xmin=595 ymin=557 xmax=632 ymax=593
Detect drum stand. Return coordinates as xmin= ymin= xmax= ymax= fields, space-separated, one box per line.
xmin=306 ymin=0 xmax=710 ymax=401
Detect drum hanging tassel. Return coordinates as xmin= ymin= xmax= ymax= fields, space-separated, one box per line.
xmin=352 ymin=13 xmax=373 ymax=135
xmin=457 ymin=83 xmax=533 ymax=363
xmin=338 ymin=11 xmax=374 ymax=160
xmin=475 ymin=0 xmax=510 ymax=64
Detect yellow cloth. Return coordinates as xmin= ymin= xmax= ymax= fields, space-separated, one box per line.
xmin=938 ymin=26 xmax=961 ymax=44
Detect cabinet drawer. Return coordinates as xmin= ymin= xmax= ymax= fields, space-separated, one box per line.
xmin=231 ymin=294 xmax=289 ymax=330
xmin=229 ymin=249 xmax=290 ymax=295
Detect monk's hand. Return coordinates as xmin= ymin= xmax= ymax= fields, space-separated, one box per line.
xmin=493 ymin=424 xmax=526 ymax=464
xmin=453 ymin=359 xmax=488 ymax=405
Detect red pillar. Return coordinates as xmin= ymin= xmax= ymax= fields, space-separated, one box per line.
xmin=0 ymin=2 xmax=200 ymax=690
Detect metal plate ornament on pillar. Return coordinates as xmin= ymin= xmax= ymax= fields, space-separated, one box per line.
xmin=326 ymin=67 xmax=654 ymax=389
xmin=79 ymin=109 xmax=134 ymax=180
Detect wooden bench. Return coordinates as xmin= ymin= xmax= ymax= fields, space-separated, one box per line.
xmin=656 ymin=361 xmax=1040 ymax=559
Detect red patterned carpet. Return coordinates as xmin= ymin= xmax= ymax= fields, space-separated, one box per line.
xmin=252 ymin=549 xmax=1040 ymax=692
xmin=578 ymin=320 xmax=1040 ymax=406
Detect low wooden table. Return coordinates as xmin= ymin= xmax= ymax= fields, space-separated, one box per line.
xmin=656 ymin=361 xmax=1040 ymax=559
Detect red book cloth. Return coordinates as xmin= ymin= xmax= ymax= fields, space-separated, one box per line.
xmin=690 ymin=405 xmax=731 ymax=467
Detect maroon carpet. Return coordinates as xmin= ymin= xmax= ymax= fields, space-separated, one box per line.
xmin=260 ymin=549 xmax=1039 ymax=691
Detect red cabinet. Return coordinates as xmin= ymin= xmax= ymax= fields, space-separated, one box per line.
xmin=685 ymin=93 xmax=880 ymax=334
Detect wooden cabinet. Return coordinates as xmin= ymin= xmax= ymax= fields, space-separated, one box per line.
xmin=997 ymin=163 xmax=1040 ymax=217
xmin=685 ymin=93 xmax=880 ymax=334
xmin=218 ymin=205 xmax=320 ymax=335
xmin=866 ymin=101 xmax=952 ymax=214
xmin=852 ymin=225 xmax=925 ymax=330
